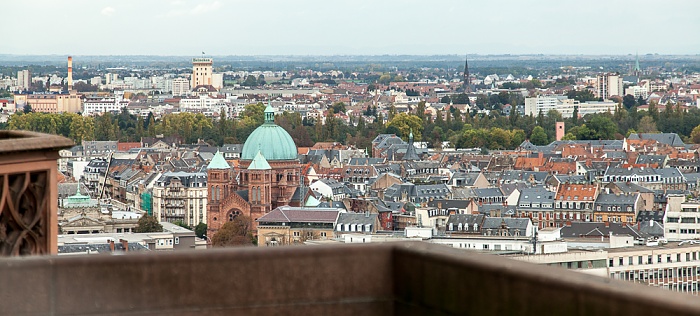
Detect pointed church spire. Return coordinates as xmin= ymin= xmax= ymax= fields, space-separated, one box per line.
xmin=403 ymin=128 xmax=419 ymax=161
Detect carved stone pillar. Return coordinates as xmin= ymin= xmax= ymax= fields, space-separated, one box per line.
xmin=0 ymin=131 xmax=74 ymax=256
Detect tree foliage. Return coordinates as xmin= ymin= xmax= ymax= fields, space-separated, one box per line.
xmin=387 ymin=113 xmax=423 ymax=142
xmin=211 ymin=216 xmax=254 ymax=247
xmin=195 ymin=223 xmax=207 ymax=239
xmin=134 ymin=215 xmax=163 ymax=233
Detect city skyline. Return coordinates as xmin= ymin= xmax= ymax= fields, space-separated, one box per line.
xmin=3 ymin=0 xmax=699 ymax=56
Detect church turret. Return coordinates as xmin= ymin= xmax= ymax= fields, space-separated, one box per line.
xmin=403 ymin=128 xmax=419 ymax=161
xmin=206 ymin=151 xmax=233 ymax=238
xmin=248 ymin=150 xmax=272 ymax=214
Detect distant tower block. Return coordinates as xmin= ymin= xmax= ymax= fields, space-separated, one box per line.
xmin=192 ymin=58 xmax=213 ymax=88
xmin=556 ymin=122 xmax=565 ymax=141
xmin=67 ymin=56 xmax=73 ymax=89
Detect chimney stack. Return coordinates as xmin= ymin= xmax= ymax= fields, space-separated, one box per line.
xmin=67 ymin=56 xmax=73 ymax=90
xmin=120 ymin=239 xmax=128 ymax=252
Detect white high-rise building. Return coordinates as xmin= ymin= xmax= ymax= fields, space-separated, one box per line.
xmin=172 ymin=78 xmax=190 ymax=96
xmin=212 ymin=73 xmax=224 ymax=90
xmin=105 ymin=73 xmax=118 ymax=84
xmin=17 ymin=70 xmax=31 ymax=90
xmin=625 ymin=86 xmax=649 ymax=100
xmin=596 ymin=73 xmax=623 ymax=99
xmin=90 ymin=76 xmax=102 ymax=86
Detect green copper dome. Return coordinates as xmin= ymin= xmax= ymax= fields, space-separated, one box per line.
xmin=241 ymin=105 xmax=298 ymax=161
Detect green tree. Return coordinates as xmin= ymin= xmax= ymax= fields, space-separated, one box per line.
xmin=530 ymin=126 xmax=549 ymax=145
xmin=452 ymin=93 xmax=470 ymax=104
xmin=587 ymin=115 xmax=618 ymax=139
xmin=387 ymin=113 xmax=423 ymax=141
xmin=211 ymin=216 xmax=254 ymax=247
xmin=23 ymin=104 xmax=33 ymax=114
xmin=195 ymin=223 xmax=207 ymax=239
xmin=623 ymin=94 xmax=637 ymax=109
xmin=134 ymin=215 xmax=163 ymax=233
xmin=637 ymin=116 xmax=658 ymax=133
xmin=331 ymin=102 xmax=346 ymax=113
xmin=378 ymin=73 xmax=392 ymax=85
xmin=241 ymin=75 xmax=257 ymax=86
xmin=562 ymin=132 xmax=577 ymax=140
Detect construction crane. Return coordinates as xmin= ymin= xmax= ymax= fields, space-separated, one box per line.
xmin=99 ymin=151 xmax=115 ymax=201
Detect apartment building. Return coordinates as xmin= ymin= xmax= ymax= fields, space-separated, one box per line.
xmin=152 ymin=171 xmax=208 ymax=226
xmin=596 ymin=73 xmax=624 ymax=99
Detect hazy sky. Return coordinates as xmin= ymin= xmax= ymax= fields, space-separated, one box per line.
xmin=4 ymin=0 xmax=699 ymax=56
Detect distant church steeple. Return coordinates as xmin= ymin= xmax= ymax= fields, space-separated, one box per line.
xmin=633 ymin=52 xmax=642 ymax=78
xmin=462 ymin=54 xmax=472 ymax=93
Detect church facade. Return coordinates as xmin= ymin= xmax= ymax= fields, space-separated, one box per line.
xmin=206 ymin=105 xmax=304 ymax=238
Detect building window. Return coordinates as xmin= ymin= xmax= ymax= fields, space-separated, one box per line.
xmin=293 ymin=231 xmax=300 ymax=237
xmin=175 ymin=237 xmax=180 ymax=245
xmin=320 ymin=232 xmax=327 ymax=237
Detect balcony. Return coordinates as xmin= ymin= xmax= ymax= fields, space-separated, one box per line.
xmin=3 ymin=242 xmax=700 ymax=315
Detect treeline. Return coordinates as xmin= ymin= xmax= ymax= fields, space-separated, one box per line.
xmin=7 ymin=99 xmax=700 ymax=151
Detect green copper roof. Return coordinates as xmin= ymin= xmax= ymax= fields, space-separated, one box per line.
xmin=305 ymin=194 xmax=321 ymax=207
xmin=248 ymin=150 xmax=271 ymax=170
xmin=63 ymin=188 xmax=97 ymax=208
xmin=241 ymin=106 xmax=298 ymax=161
xmin=264 ymin=103 xmax=275 ymax=123
xmin=207 ymin=151 xmax=230 ymax=169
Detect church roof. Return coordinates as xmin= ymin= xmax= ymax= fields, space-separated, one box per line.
xmin=248 ymin=150 xmax=271 ymax=170
xmin=207 ymin=151 xmax=230 ymax=170
xmin=403 ymin=129 xmax=419 ymax=161
xmin=241 ymin=105 xmax=298 ymax=161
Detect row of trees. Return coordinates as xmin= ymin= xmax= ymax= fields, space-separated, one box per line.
xmin=7 ymin=97 xmax=700 ymax=152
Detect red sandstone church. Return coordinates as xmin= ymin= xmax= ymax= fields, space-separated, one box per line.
xmin=206 ymin=105 xmax=309 ymax=238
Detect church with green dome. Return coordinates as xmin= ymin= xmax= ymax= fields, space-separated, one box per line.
xmin=207 ymin=104 xmax=304 ymax=237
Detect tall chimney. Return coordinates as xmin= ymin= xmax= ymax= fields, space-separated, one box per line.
xmin=67 ymin=56 xmax=73 ymax=89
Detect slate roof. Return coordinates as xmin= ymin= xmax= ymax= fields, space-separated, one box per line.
xmin=610 ymin=182 xmax=652 ymax=193
xmin=157 ymin=172 xmax=207 ymax=187
xmin=595 ymin=193 xmax=638 ymax=206
xmin=636 ymin=154 xmax=667 ymax=165
xmin=605 ymin=167 xmax=657 ymax=177
xmin=336 ymin=212 xmax=377 ymax=226
xmin=637 ymin=220 xmax=665 ymax=237
xmin=256 ymin=207 xmax=340 ymax=223
xmin=450 ymin=172 xmax=483 ymax=187
xmin=560 ymin=222 xmax=645 ymax=239
xmin=219 ymin=144 xmax=243 ymax=153
xmin=473 ymin=188 xmax=504 ymax=198
xmin=636 ymin=210 xmax=665 ymax=223
xmin=518 ymin=187 xmax=555 ymax=204
xmin=446 ymin=214 xmax=484 ymax=232
xmin=348 ymin=157 xmax=386 ymax=166
xmin=628 ymin=133 xmax=685 ymax=147
xmin=427 ymin=199 xmax=471 ymax=210
xmin=482 ymin=217 xmax=530 ymax=233
xmin=478 ymin=204 xmax=518 ymax=216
